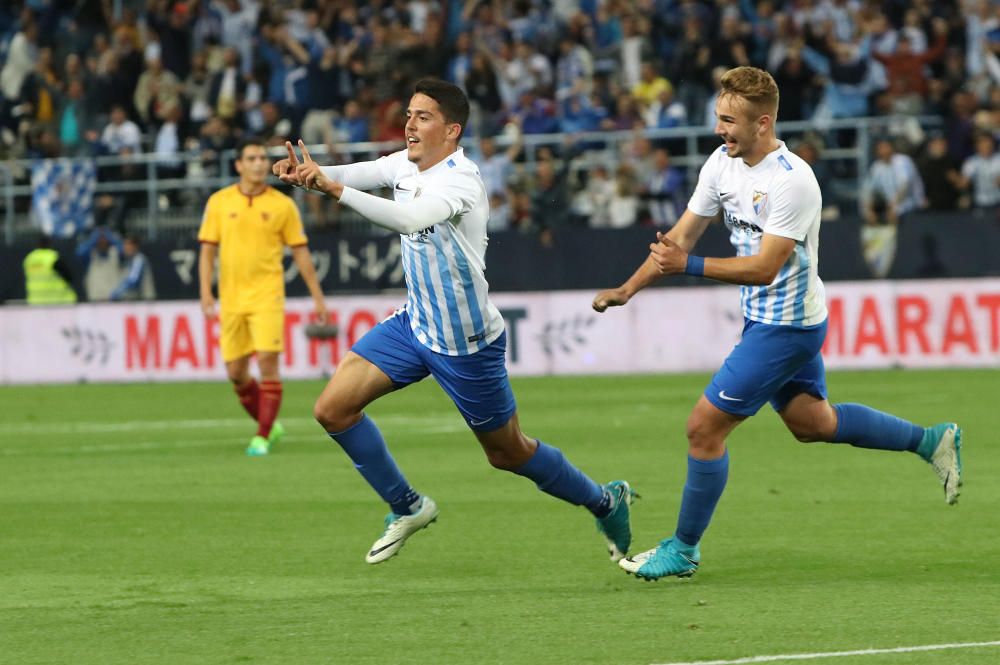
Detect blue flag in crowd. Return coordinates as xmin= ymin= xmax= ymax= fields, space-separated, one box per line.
xmin=31 ymin=158 xmax=96 ymax=237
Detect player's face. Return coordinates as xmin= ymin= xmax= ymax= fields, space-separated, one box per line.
xmin=713 ymin=94 xmax=765 ymax=160
xmin=405 ymin=93 xmax=461 ymax=170
xmin=236 ymin=145 xmax=270 ymax=185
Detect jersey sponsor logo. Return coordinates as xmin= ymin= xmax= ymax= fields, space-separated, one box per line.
xmin=723 ymin=210 xmax=763 ymax=235
xmin=752 ymin=190 xmax=768 ymax=216
xmin=407 ymin=225 xmax=436 ymax=242
xmin=718 ymin=390 xmax=743 ymax=402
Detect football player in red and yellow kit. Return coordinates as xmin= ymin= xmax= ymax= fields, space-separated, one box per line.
xmin=198 ymin=138 xmax=328 ymax=455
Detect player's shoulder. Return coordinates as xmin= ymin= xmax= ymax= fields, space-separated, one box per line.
xmin=771 ymin=146 xmax=819 ymax=190
xmin=206 ymin=184 xmax=238 ymax=205
xmin=263 ymin=185 xmax=296 ymax=205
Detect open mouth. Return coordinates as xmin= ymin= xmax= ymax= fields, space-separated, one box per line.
xmin=407 ymin=136 xmax=420 ymax=145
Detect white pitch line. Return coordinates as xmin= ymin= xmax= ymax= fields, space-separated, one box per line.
xmin=0 ymin=414 xmax=462 ymax=435
xmin=0 ymin=436 xmax=246 ymax=456
xmin=652 ymin=640 xmax=1000 ymax=665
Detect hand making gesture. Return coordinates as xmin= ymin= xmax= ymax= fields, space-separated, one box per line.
xmin=293 ymin=140 xmax=335 ymax=195
xmin=273 ymin=140 xmax=304 ymax=187
xmin=649 ymin=231 xmax=688 ymax=275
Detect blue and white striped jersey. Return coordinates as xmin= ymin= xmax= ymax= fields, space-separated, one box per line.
xmin=325 ymin=148 xmax=504 ymax=355
xmin=688 ymin=141 xmax=827 ymax=328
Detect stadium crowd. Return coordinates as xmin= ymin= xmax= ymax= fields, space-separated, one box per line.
xmin=0 ymin=0 xmax=997 ymax=234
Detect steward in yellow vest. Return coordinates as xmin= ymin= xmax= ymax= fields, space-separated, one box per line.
xmin=23 ymin=237 xmax=77 ymax=305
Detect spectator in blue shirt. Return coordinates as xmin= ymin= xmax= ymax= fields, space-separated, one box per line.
xmin=110 ymin=235 xmax=156 ymax=301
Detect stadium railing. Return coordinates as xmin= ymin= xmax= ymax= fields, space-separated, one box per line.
xmin=0 ymin=115 xmax=941 ymax=246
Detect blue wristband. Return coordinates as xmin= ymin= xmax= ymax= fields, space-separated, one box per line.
xmin=685 ymin=255 xmax=705 ymax=277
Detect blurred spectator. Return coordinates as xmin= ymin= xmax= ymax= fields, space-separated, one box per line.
xmin=773 ymin=48 xmax=816 ymax=122
xmin=607 ymin=164 xmax=639 ymax=228
xmin=100 ymin=105 xmax=142 ymax=156
xmin=862 ymin=139 xmax=926 ymax=226
xmin=644 ymin=86 xmax=687 ymax=129
xmin=1 ymin=19 xmax=38 ymax=104
xmin=574 ymin=165 xmax=613 ymax=227
xmin=631 ymin=61 xmax=671 ymax=106
xmin=23 ymin=235 xmax=77 ymax=305
xmin=917 ymin=135 xmax=964 ymax=211
xmin=642 ymin=148 xmax=685 ymax=228
xmin=793 ymin=140 xmax=838 ymax=219
xmin=134 ymin=57 xmax=182 ymax=126
xmin=57 ymin=79 xmax=100 ymax=156
xmin=155 ymin=103 xmax=186 ymax=188
xmin=959 ymin=133 xmax=1000 ymax=209
xmin=872 ymin=19 xmax=948 ymax=100
xmin=334 ymin=99 xmax=370 ymax=143
xmin=476 ymin=124 xmax=522 ymax=199
xmin=555 ymin=36 xmax=594 ymax=101
xmin=75 ymin=226 xmax=123 ymax=301
xmin=184 ymin=51 xmax=214 ymax=129
xmin=531 ymin=152 xmax=575 ymax=244
xmin=110 ymin=235 xmax=156 ymax=301
xmin=208 ymin=47 xmax=245 ymax=124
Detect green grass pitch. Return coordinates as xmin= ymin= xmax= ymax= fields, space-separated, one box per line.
xmin=2 ymin=370 xmax=998 ymax=665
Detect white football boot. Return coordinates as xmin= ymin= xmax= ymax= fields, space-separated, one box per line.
xmin=365 ymin=496 xmax=439 ymax=564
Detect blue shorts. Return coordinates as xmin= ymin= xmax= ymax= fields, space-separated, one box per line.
xmin=351 ymin=309 xmax=516 ymax=432
xmin=705 ymin=319 xmax=829 ymax=417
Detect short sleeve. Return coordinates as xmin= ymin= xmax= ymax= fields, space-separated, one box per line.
xmin=763 ymin=176 xmax=821 ymax=242
xmin=687 ymin=150 xmax=721 ymax=217
xmin=197 ymin=195 xmax=220 ymax=243
xmin=281 ymin=198 xmax=308 ymax=246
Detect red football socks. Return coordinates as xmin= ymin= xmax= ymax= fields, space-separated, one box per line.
xmin=257 ymin=380 xmax=283 ymax=439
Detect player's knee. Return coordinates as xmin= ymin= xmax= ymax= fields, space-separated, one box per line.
xmin=685 ymin=415 xmax=725 ymax=456
xmin=313 ymin=396 xmax=355 ymax=433
xmin=484 ymin=448 xmax=519 ymax=471
xmin=482 ymin=432 xmax=534 ymax=471
xmin=790 ymin=426 xmax=823 ymax=443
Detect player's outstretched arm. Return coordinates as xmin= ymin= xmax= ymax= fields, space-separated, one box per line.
xmin=592 ymin=209 xmax=712 ymax=313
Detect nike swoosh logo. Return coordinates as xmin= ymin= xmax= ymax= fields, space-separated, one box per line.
xmin=395 ymin=186 xmax=413 ymax=192
xmin=469 ymin=416 xmax=493 ymax=427
xmin=718 ymin=390 xmax=743 ymax=402
xmin=720 ymin=192 xmax=729 ymax=197
xmin=368 ymin=539 xmax=401 ymax=557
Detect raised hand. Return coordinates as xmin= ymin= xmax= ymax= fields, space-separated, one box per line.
xmin=273 ymin=140 xmax=303 ymax=186
xmin=294 ymin=139 xmax=331 ymax=194
xmin=649 ymin=231 xmax=687 ymax=275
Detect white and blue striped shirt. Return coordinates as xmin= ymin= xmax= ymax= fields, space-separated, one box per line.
xmin=324 ymin=148 xmax=504 ymax=355
xmin=687 ymin=141 xmax=827 ymax=328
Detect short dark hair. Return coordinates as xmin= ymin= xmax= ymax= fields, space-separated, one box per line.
xmin=235 ymin=137 xmax=266 ymax=160
xmin=413 ymin=77 xmax=470 ymax=140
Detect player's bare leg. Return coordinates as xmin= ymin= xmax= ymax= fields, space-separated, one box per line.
xmin=315 ymin=352 xmax=437 ymax=563
xmin=475 ymin=413 xmax=638 ymax=562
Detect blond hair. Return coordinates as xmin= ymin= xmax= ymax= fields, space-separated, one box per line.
xmin=719 ymin=66 xmax=779 ymax=119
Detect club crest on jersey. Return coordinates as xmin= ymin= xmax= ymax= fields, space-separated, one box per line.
xmin=752 ymin=190 xmax=768 ymax=216
xmin=261 ymin=212 xmax=270 ymax=221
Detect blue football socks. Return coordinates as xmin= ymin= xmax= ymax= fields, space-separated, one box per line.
xmin=328 ymin=414 xmax=422 ymax=516
xmin=675 ymin=451 xmax=730 ymax=547
xmin=514 ymin=441 xmax=609 ymax=517
xmin=831 ymin=403 xmax=923 ymax=452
